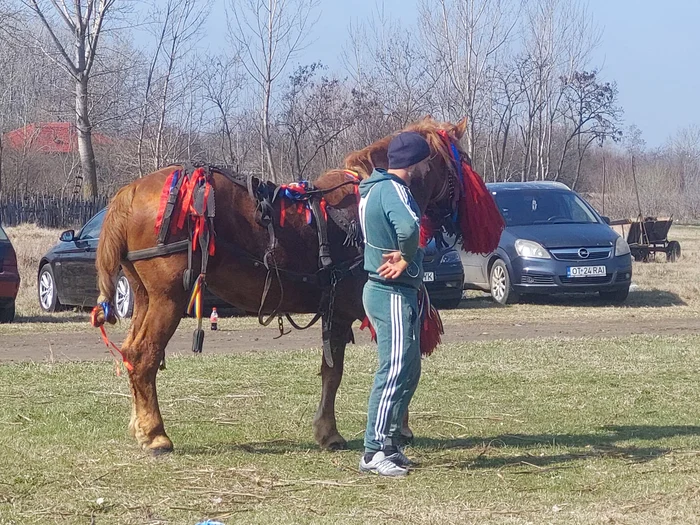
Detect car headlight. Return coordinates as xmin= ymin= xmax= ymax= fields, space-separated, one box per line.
xmin=514 ymin=239 xmax=551 ymax=259
xmin=615 ymin=235 xmax=631 ymax=256
xmin=440 ymin=251 xmax=461 ymax=264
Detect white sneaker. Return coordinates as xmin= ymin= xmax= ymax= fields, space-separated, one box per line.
xmin=392 ymin=448 xmax=414 ymax=468
xmin=359 ymin=451 xmax=409 ymax=477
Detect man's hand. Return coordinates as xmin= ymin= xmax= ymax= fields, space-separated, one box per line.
xmin=378 ymin=251 xmax=408 ymax=280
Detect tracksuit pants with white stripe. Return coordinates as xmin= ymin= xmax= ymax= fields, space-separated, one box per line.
xmin=363 ymin=279 xmax=421 ymax=453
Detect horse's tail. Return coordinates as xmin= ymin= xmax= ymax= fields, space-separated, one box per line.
xmin=94 ymin=184 xmax=135 ymax=326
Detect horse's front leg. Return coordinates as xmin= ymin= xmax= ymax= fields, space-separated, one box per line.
xmin=313 ymin=316 xmax=353 ymax=450
xmin=401 ymin=411 xmax=414 ymax=445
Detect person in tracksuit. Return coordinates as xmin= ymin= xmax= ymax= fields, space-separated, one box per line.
xmin=358 ymin=131 xmax=431 ymax=477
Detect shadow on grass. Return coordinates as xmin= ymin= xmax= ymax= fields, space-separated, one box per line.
xmin=456 ymin=290 xmax=685 ymax=309
xmin=178 ymin=439 xmax=324 ymax=456
xmin=425 ymin=445 xmax=671 ymax=472
xmin=522 ymin=290 xmax=685 ymax=308
xmin=448 ymin=289 xmax=686 ymax=311
xmin=14 ymin=313 xmax=89 ymax=323
xmin=178 ymin=425 xmax=698 ymax=470
xmin=623 ymin=289 xmax=687 ymax=307
xmin=451 ymin=295 xmax=503 ymax=310
xmin=410 ymin=425 xmax=700 ymax=469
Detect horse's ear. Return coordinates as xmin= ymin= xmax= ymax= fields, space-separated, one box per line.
xmin=422 ymin=114 xmax=433 ymax=121
xmin=452 ymin=117 xmax=468 ymax=140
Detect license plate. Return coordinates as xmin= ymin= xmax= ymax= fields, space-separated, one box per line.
xmin=566 ymin=265 xmax=606 ymax=277
xmin=423 ymin=271 xmax=435 ymax=282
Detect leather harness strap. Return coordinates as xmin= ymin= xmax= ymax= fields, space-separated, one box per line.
xmin=125 ymin=163 xmax=364 ymax=366
xmin=126 ymin=240 xmax=190 ymax=262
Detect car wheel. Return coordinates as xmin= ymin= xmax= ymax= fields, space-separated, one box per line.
xmin=115 ymin=272 xmax=134 ymax=319
xmin=0 ymin=301 xmax=15 ymax=323
xmin=38 ymin=264 xmax=62 ymax=312
xmin=599 ymin=286 xmax=630 ymax=304
xmin=490 ymin=259 xmax=519 ymax=305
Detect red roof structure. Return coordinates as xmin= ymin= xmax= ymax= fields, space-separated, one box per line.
xmin=2 ymin=122 xmax=110 ymax=153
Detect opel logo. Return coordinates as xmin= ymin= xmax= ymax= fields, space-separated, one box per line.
xmin=578 ymin=248 xmax=589 ymax=259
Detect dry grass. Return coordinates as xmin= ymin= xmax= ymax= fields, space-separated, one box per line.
xmin=629 ymin=225 xmax=700 ymax=304
xmin=4 ymin=224 xmax=67 ymax=317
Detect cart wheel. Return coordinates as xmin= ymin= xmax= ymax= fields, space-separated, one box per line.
xmin=666 ymin=240 xmax=681 ymax=262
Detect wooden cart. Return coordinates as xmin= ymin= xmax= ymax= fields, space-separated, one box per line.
xmin=609 ymin=216 xmax=681 ymax=262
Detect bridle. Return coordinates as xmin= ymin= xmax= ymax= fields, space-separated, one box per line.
xmin=421 ymin=130 xmax=469 ymax=243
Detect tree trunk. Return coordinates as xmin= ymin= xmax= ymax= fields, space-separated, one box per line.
xmin=0 ymin=136 xmax=3 ymax=196
xmin=262 ymin=79 xmax=277 ymax=181
xmin=76 ymin=77 xmax=98 ymax=199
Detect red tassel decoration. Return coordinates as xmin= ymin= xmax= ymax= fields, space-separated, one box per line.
xmin=419 ymin=214 xmax=436 ymax=248
xmin=360 ymin=316 xmax=377 ymax=342
xmin=420 ymin=304 xmax=443 ymax=357
xmin=458 ymin=160 xmax=505 ymax=255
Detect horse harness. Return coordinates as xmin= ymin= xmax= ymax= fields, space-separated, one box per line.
xmin=124 ymin=163 xmax=364 ymax=366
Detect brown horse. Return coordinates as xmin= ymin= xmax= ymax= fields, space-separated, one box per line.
xmin=94 ymin=117 xmax=476 ymax=455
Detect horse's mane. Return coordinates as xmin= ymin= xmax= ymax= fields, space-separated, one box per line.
xmin=343 ymin=118 xmax=455 ymax=178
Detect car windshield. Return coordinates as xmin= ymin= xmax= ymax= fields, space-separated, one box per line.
xmin=0 ymin=226 xmax=7 ymax=241
xmin=492 ymin=190 xmax=599 ymax=226
xmin=78 ymin=209 xmax=106 ymax=240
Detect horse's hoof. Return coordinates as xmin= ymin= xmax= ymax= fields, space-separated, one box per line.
xmin=144 ymin=435 xmax=174 ymax=456
xmin=146 ymin=446 xmax=173 ymax=457
xmin=326 ymin=440 xmax=348 ymax=451
xmin=322 ymin=435 xmax=348 ymax=451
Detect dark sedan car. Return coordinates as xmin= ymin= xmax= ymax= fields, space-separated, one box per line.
xmin=422 ymin=238 xmax=465 ymax=309
xmin=0 ymin=225 xmax=20 ymax=323
xmin=37 ymin=209 xmax=134 ymax=316
xmin=462 ymin=182 xmax=633 ymax=304
xmin=38 ymin=209 xmax=236 ymax=318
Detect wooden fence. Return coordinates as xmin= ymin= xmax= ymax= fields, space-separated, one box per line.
xmin=0 ymin=194 xmax=109 ymax=229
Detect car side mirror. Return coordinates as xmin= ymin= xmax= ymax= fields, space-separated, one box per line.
xmin=601 ymin=216 xmax=611 ymax=225
xmin=60 ymin=229 xmax=75 ymax=242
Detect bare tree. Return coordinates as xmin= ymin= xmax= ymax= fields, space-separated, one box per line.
xmin=227 ymin=0 xmax=319 ymax=181
xmin=202 ymin=54 xmax=248 ymax=171
xmin=557 ymin=70 xmax=622 ymax=189
xmin=517 ymin=0 xmax=601 ymax=181
xmin=419 ymin=0 xmax=521 ymax=158
xmin=485 ymin=64 xmax=523 ymax=181
xmin=669 ymin=125 xmax=700 ymax=193
xmin=280 ymin=63 xmax=356 ymax=180
xmin=152 ymin=0 xmax=210 ymax=170
xmin=344 ymin=10 xmax=436 ymax=130
xmin=22 ymin=0 xmax=119 ymax=199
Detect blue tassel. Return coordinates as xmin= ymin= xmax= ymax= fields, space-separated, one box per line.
xmin=100 ymin=301 xmax=111 ymax=321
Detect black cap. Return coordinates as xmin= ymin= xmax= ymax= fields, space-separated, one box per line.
xmin=387 ymin=132 xmax=431 ymax=169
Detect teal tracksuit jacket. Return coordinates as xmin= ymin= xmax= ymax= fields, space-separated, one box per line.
xmin=358 ymin=168 xmax=423 ymax=452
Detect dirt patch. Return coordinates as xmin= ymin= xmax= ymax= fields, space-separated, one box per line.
xmin=2 ymin=315 xmax=698 ymax=364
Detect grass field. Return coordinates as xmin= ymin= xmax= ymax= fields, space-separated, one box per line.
xmin=2 ymin=224 xmax=699 ymax=523
xmin=2 ymin=335 xmax=700 ymax=524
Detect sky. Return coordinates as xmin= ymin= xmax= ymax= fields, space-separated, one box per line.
xmin=587 ymin=0 xmax=700 ymax=148
xmin=208 ymin=0 xmax=700 ymax=149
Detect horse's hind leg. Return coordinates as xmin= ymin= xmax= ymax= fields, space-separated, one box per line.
xmin=313 ymin=316 xmax=353 ymax=450
xmin=120 ymin=264 xmax=148 ymax=350
xmin=122 ymin=282 xmax=185 ymax=454
xmin=120 ymin=268 xmax=149 ymax=440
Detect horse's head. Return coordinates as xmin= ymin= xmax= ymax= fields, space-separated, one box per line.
xmin=402 ymin=117 xmax=469 ymax=237
xmin=345 ymin=116 xmax=502 ymax=253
